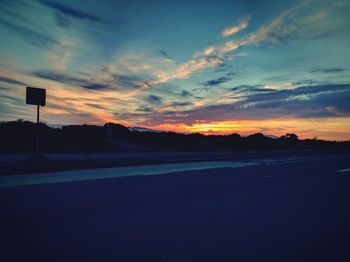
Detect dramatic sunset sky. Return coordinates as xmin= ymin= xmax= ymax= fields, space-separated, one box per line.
xmin=0 ymin=0 xmax=350 ymax=140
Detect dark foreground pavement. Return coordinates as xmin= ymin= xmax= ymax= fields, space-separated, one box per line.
xmin=1 ymin=154 xmax=350 ymax=262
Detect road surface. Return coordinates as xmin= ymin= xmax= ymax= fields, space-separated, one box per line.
xmin=1 ymin=153 xmax=350 ymax=261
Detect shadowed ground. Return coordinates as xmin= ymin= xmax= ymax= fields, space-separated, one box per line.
xmin=1 ymin=153 xmax=350 ymax=261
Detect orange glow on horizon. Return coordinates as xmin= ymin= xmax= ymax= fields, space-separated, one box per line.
xmin=146 ymin=118 xmax=350 ymax=141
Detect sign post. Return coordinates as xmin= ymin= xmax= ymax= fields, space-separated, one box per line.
xmin=26 ymin=87 xmax=46 ymax=154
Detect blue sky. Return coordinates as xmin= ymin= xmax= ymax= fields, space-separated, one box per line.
xmin=1 ymin=0 xmax=350 ymax=139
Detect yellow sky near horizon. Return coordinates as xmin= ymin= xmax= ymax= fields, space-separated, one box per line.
xmin=148 ymin=117 xmax=350 ymax=141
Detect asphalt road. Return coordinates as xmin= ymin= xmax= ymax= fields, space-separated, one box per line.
xmin=1 ymin=153 xmax=350 ymax=262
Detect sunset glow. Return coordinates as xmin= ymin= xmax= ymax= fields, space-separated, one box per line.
xmin=148 ymin=117 xmax=350 ymax=141
xmin=1 ymin=0 xmax=350 ymax=140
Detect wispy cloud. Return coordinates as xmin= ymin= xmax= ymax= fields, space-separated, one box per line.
xmin=245 ymin=0 xmax=350 ymax=46
xmin=125 ymin=83 xmax=350 ymax=128
xmin=158 ymin=49 xmax=173 ymax=60
xmin=310 ymin=68 xmax=347 ymax=73
xmin=31 ymin=69 xmax=154 ymax=93
xmin=203 ymin=76 xmax=231 ymax=87
xmin=112 ymin=74 xmax=150 ymax=90
xmin=146 ymin=94 xmax=163 ymax=105
xmin=149 ymin=0 xmax=350 ymax=86
xmin=77 ymin=0 xmax=336 ymax=94
xmin=0 ymin=18 xmax=59 ymax=48
xmin=180 ymin=90 xmax=192 ymax=97
xmin=178 ymin=84 xmax=350 ymax=123
xmin=0 ymin=75 xmax=27 ymax=86
xmin=38 ymin=0 xmax=104 ymax=23
xmin=221 ymin=17 xmax=250 ymax=37
xmin=148 ymin=54 xmax=227 ymax=86
xmin=170 ymin=101 xmax=193 ymax=107
xmin=46 ymin=38 xmax=75 ymax=70
xmin=32 ymin=70 xmax=110 ymax=90
xmin=230 ymin=84 xmax=271 ymax=93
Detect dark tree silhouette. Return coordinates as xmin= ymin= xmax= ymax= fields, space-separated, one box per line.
xmin=0 ymin=120 xmax=349 ymax=153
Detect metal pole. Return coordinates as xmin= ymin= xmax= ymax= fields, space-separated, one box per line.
xmin=36 ymin=105 xmax=40 ymax=155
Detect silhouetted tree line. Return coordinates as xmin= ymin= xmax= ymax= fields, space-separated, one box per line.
xmin=0 ymin=120 xmax=349 ymax=153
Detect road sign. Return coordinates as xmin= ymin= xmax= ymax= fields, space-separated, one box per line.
xmin=26 ymin=87 xmax=46 ymax=106
xmin=26 ymin=87 xmax=46 ymax=154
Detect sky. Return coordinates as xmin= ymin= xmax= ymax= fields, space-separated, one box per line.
xmin=0 ymin=0 xmax=350 ymax=140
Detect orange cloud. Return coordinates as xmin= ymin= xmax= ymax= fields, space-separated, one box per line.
xmin=222 ymin=17 xmax=250 ymax=37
